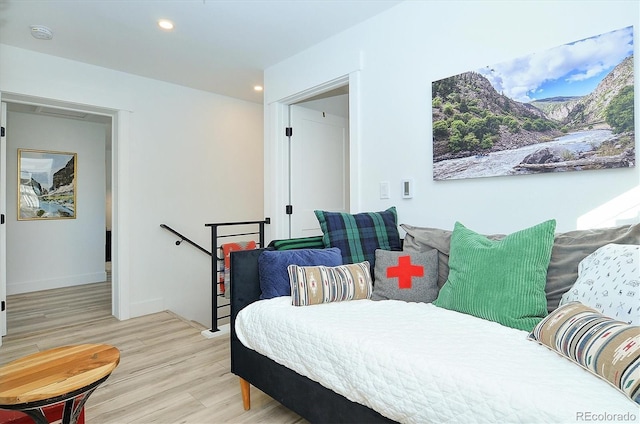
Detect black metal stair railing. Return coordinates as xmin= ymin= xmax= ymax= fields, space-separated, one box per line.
xmin=161 ymin=219 xmax=269 ymax=335
xmin=160 ymin=224 xmax=211 ymax=256
xmin=204 ymin=219 xmax=269 ymax=335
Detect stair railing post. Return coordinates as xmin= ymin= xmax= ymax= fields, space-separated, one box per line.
xmin=259 ymin=221 xmax=265 ymax=248
xmin=210 ymin=224 xmax=219 ymax=332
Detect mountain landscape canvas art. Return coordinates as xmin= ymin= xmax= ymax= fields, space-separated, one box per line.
xmin=431 ymin=26 xmax=635 ymax=181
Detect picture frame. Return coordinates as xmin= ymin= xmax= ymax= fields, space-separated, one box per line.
xmin=18 ymin=149 xmax=77 ymax=220
xmin=431 ymin=26 xmax=635 ymax=181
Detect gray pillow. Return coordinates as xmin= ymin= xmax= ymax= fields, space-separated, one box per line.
xmin=401 ymin=224 xmax=504 ymax=288
xmin=371 ymin=249 xmax=439 ymax=303
xmin=546 ymin=224 xmax=640 ymax=312
xmin=401 ymin=222 xmax=640 ymax=312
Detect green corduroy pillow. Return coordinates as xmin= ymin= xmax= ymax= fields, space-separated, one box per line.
xmin=433 ymin=219 xmax=556 ymax=331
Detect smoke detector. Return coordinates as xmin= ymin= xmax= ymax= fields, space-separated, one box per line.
xmin=30 ymin=25 xmax=53 ymax=40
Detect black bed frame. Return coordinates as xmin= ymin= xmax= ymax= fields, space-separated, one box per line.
xmin=229 ymin=248 xmax=396 ymax=423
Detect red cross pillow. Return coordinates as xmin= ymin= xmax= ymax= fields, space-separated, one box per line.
xmin=371 ymin=249 xmax=439 ymax=303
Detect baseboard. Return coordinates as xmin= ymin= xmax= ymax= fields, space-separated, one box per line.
xmin=7 ymin=271 xmax=108 ymax=295
xmin=201 ymin=323 xmax=230 ymax=339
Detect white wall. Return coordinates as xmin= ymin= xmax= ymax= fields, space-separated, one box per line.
xmin=297 ymin=94 xmax=349 ymax=118
xmin=265 ymin=0 xmax=640 ymax=235
xmin=6 ymin=112 xmax=107 ymax=294
xmin=0 ymin=45 xmax=264 ymax=326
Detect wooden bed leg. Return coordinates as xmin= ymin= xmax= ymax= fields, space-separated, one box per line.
xmin=240 ymin=377 xmax=251 ymax=410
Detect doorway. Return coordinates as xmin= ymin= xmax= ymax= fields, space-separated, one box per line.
xmin=288 ymin=87 xmax=350 ymax=237
xmin=267 ymin=72 xmax=361 ymax=241
xmin=0 ymin=95 xmax=117 ymax=340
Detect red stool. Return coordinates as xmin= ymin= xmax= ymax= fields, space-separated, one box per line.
xmin=0 ymin=404 xmax=85 ymax=423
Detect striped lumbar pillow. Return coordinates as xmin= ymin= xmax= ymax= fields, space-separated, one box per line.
xmin=529 ymin=301 xmax=640 ymax=404
xmin=288 ymin=262 xmax=372 ymax=306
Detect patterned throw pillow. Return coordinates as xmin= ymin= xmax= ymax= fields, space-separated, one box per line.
xmin=560 ymin=244 xmax=639 ymax=325
xmin=546 ymin=224 xmax=639 ymax=312
xmin=433 ymin=219 xmax=556 ymax=331
xmin=314 ymin=207 xmax=402 ymax=269
xmin=371 ymin=249 xmax=439 ymax=303
xmin=529 ymin=302 xmax=640 ymax=404
xmin=288 ymin=262 xmax=372 ymax=306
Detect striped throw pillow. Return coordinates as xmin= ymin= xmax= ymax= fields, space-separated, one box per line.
xmin=529 ymin=301 xmax=640 ymax=404
xmin=288 ymin=262 xmax=372 ymax=306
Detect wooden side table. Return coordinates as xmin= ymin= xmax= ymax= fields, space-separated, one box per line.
xmin=0 ymin=344 xmax=120 ymax=424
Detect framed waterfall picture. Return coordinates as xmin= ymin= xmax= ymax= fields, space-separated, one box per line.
xmin=18 ymin=149 xmax=77 ymax=220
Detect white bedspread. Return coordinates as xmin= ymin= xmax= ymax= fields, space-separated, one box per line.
xmin=235 ymin=297 xmax=638 ymax=423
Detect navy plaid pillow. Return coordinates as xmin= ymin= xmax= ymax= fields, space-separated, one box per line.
xmin=314 ymin=207 xmax=401 ymax=267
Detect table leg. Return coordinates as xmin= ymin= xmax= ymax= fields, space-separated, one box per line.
xmin=61 ymin=385 xmax=98 ymax=424
xmin=20 ymin=408 xmax=49 ymax=424
xmin=62 ymin=399 xmax=74 ymax=424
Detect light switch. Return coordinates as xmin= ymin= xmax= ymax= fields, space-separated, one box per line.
xmin=380 ymin=181 xmax=390 ymax=199
xmin=402 ymin=179 xmax=413 ymax=198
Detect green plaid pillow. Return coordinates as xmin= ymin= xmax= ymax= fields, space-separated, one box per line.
xmin=314 ymin=207 xmax=401 ymax=267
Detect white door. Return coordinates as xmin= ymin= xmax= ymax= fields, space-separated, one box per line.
xmin=0 ymin=100 xmax=7 ymax=346
xmin=289 ymin=104 xmax=349 ymax=238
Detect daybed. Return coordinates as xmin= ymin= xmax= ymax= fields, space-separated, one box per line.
xmin=230 ymin=213 xmax=639 ymax=423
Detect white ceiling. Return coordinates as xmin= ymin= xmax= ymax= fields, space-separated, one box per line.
xmin=0 ymin=0 xmax=401 ymax=104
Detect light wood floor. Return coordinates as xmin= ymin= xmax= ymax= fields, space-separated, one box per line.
xmin=0 ymin=281 xmax=305 ymax=423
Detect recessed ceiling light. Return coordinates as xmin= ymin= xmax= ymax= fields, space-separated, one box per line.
xmin=254 ymin=85 xmax=263 ymax=92
xmin=30 ymin=25 xmax=53 ymax=40
xmin=158 ymin=19 xmax=174 ymax=30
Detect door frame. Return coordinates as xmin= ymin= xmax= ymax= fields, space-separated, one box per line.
xmin=0 ymin=92 xmax=131 ymax=322
xmin=265 ymin=71 xmax=362 ymax=241
xmin=1 ymin=100 xmax=7 ymax=345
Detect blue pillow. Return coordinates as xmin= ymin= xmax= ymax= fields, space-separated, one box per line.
xmin=258 ymin=248 xmax=342 ymax=299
